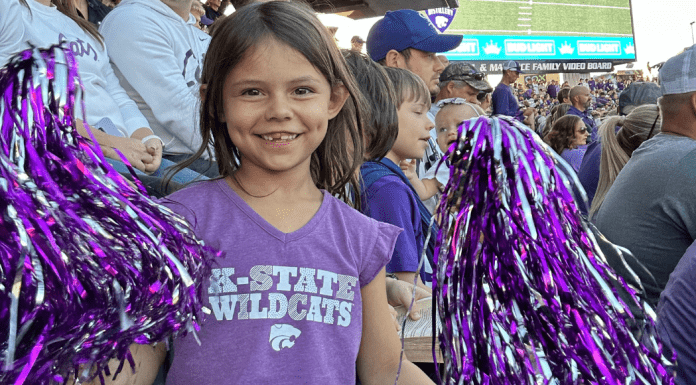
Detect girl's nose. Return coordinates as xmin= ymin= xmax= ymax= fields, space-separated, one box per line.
xmin=264 ymin=94 xmax=292 ymax=121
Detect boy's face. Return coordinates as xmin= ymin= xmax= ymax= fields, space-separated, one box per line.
xmin=391 ymin=97 xmax=433 ymax=161
xmin=435 ymin=104 xmax=480 ymax=153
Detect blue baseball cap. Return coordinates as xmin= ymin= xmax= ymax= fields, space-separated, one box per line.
xmin=502 ymin=60 xmax=525 ymax=74
xmin=367 ymin=10 xmax=463 ymax=62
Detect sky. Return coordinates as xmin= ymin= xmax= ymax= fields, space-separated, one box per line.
xmin=315 ymin=0 xmax=696 ymax=79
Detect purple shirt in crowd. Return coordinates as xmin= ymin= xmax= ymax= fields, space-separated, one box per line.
xmin=492 ymin=82 xmax=522 ymax=120
xmin=588 ymin=79 xmax=596 ymax=91
xmin=577 ymin=140 xmax=602 ymax=213
xmin=658 ymin=240 xmax=696 ymax=384
xmin=162 ymin=179 xmax=399 ymax=384
xmin=560 ymin=145 xmax=587 ymax=173
xmin=546 ymin=84 xmax=558 ymax=98
xmin=523 ymin=89 xmax=533 ymax=99
xmin=360 ymin=159 xmax=429 ymax=284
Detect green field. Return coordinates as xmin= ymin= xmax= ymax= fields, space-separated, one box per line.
xmin=446 ymin=0 xmax=633 ymax=36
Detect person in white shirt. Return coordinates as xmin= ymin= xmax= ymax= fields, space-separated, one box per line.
xmin=0 ymin=0 xmax=25 ymax=67
xmin=6 ymin=0 xmax=164 ymax=175
xmin=99 ymin=0 xmax=218 ymax=177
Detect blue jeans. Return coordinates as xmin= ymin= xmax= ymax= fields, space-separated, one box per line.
xmin=105 ymin=158 xmax=209 ymax=185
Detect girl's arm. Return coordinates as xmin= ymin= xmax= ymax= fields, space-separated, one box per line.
xmin=357 ymin=269 xmax=435 ymax=385
xmin=393 ymin=271 xmax=432 ymax=293
xmin=66 ymin=343 xmax=166 ymax=385
xmin=399 ymin=160 xmax=441 ymax=201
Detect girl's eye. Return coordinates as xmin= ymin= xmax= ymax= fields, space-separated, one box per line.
xmin=242 ymin=89 xmax=261 ymax=96
xmin=294 ymin=87 xmax=314 ymax=95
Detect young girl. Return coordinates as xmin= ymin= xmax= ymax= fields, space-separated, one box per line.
xmin=360 ymin=67 xmax=436 ymax=292
xmin=160 ymin=2 xmax=432 ymax=384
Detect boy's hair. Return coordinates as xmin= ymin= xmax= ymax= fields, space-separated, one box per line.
xmin=382 ymin=67 xmax=431 ymax=109
xmin=342 ymin=50 xmax=398 ymax=161
xmin=190 ymin=1 xmax=366 ymax=205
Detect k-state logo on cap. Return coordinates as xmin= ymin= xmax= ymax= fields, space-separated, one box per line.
xmin=425 ymin=8 xmax=457 ymax=33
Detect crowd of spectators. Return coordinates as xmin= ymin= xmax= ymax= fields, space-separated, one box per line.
xmin=1 ymin=0 xmax=696 ymax=383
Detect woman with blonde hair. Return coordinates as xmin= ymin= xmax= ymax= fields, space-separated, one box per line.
xmin=589 ymin=104 xmax=661 ymax=218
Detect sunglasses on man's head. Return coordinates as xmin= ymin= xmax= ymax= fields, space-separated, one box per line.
xmin=448 ymin=72 xmax=485 ymax=82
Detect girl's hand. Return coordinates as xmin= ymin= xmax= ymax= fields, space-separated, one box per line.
xmin=399 ymin=159 xmax=418 ymax=182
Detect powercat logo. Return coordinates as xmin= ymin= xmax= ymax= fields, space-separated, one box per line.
xmin=425 ymin=8 xmax=456 ymax=33
xmin=269 ymin=324 xmax=301 ymax=351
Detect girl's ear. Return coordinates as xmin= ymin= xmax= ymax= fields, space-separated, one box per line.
xmin=327 ymin=83 xmax=350 ymax=119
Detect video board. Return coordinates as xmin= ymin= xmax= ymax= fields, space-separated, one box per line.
xmin=425 ymin=0 xmax=636 ymax=63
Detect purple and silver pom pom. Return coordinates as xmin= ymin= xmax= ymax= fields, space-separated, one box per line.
xmin=433 ymin=116 xmax=674 ymax=384
xmin=0 ymin=47 xmax=219 ymax=384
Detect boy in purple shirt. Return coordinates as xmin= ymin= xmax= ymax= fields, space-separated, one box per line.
xmin=361 ymin=67 xmax=436 ymax=290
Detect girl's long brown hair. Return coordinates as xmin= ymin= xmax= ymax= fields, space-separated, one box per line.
xmin=174 ymin=1 xmax=367 ymax=207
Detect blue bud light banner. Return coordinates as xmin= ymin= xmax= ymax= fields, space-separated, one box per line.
xmin=444 ymin=35 xmax=636 ymax=61
xmin=424 ymin=0 xmax=637 ymax=63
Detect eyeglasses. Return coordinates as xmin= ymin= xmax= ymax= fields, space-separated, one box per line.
xmin=578 ymin=127 xmax=588 ymax=134
xmin=646 ymin=112 xmax=660 ymax=139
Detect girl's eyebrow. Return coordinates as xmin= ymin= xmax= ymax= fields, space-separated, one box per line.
xmin=230 ymin=76 xmax=322 ymax=88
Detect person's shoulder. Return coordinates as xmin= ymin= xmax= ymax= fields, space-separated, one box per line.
xmin=101 ymin=0 xmax=165 ymax=30
xmin=162 ymin=179 xmax=225 ymax=211
xmin=365 ymin=174 xmax=411 ymax=196
xmin=325 ymin=194 xmax=386 ymax=229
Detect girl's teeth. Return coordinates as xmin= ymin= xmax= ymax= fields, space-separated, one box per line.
xmin=262 ymin=134 xmax=298 ymax=141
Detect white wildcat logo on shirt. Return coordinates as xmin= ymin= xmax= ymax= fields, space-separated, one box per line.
xmin=269 ymin=324 xmax=301 ymax=351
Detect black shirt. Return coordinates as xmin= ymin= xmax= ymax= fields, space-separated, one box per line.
xmin=75 ymin=0 xmax=112 ymax=26
xmin=204 ymin=5 xmax=221 ymax=22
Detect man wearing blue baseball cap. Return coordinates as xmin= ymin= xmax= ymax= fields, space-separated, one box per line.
xmin=367 ymin=9 xmax=462 ymax=96
xmin=491 ymin=60 xmax=535 ymax=129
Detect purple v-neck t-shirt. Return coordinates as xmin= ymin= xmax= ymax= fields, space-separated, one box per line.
xmin=162 ymin=179 xmax=400 ymax=384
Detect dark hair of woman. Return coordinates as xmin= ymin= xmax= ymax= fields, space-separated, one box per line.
xmin=544 ymin=114 xmax=582 ymax=154
xmin=341 ymin=49 xmax=398 ymax=161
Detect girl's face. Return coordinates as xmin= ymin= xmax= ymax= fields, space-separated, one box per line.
xmin=390 ymin=96 xmax=433 ymax=162
xmin=221 ymin=39 xmax=347 ymax=175
xmin=571 ymin=120 xmax=589 ymax=149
